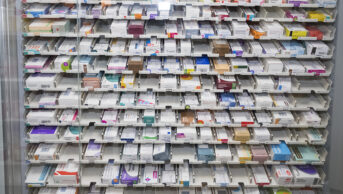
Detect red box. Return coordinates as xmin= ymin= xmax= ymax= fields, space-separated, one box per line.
xmin=305 ymin=26 xmax=323 ymax=40
xmin=215 ymin=75 xmax=237 ymax=92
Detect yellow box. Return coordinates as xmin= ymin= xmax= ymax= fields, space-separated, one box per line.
xmin=120 ymin=75 xmax=135 ymax=88
xmin=284 ymin=24 xmax=308 ymax=39
xmin=237 ymin=145 xmax=252 ymax=162
xmin=308 ymin=11 xmax=330 ymax=22
xmin=234 ymin=127 xmax=251 ymax=142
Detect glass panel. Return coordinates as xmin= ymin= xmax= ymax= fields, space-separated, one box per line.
xmin=14 ymin=0 xmax=338 ymax=193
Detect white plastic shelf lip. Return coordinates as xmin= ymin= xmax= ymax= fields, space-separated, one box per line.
xmin=25 ymin=138 xmax=326 ymax=146
xmin=22 ymin=68 xmax=332 ymax=77
xmin=21 ymin=32 xmax=335 ymax=42
xmin=23 ymin=87 xmax=331 ymax=94
xmin=21 ymin=52 xmax=335 ymax=59
xmin=31 ymin=181 xmax=325 ymax=188
xmin=21 ymin=0 xmax=337 ymax=8
xmin=24 ymin=122 xmax=329 ymax=128
xmin=21 ymin=14 xmax=336 ymax=23
xmin=23 ymin=104 xmax=329 ymax=112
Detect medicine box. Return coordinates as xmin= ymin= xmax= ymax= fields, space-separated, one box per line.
xmin=178 ymin=163 xmax=190 ymax=186
xmin=197 ymin=111 xmax=213 ymax=124
xmin=305 ymin=41 xmax=329 ymax=57
xmin=233 ymin=128 xmax=250 ymax=142
xmin=27 ymin=110 xmax=57 ymax=124
xmin=122 ymin=144 xmax=138 ymax=161
xmin=26 ymin=73 xmax=57 ymax=89
xmin=237 ymin=92 xmax=254 ymax=107
xmin=213 ymin=58 xmax=230 ymax=74
xmin=251 ymin=165 xmax=270 ymax=185
xmin=212 ymin=40 xmax=230 ymax=57
xmin=251 ymin=145 xmax=268 ymax=163
xmin=305 ymin=26 xmax=324 ymax=40
xmin=140 ymin=144 xmax=154 ymax=162
xmin=216 ymin=75 xmax=237 ymax=91
xmin=231 ymin=58 xmax=248 ymax=73
xmin=176 ymin=127 xmax=197 ymax=141
xmin=143 ymin=109 xmax=155 ymax=124
xmin=153 ymin=144 xmax=170 ymax=161
xmin=271 ymin=111 xmax=295 ymax=124
xmin=101 ymin=74 xmax=120 ymax=89
xmin=29 ymin=19 xmax=53 ymax=33
xmin=34 ymin=143 xmax=59 ymax=160
xmin=237 ymin=145 xmax=252 ymax=162
xmin=111 ymin=20 xmax=128 ymax=36
xmin=272 ymin=165 xmax=293 ymax=185
xmin=231 ymin=21 xmax=250 ymax=37
xmin=159 ymin=127 xmax=172 ymax=142
xmin=284 ymin=24 xmax=308 ymax=39
xmin=219 ymin=93 xmax=236 ymax=107
xmin=216 ymin=127 xmax=228 ymax=143
xmin=53 ymin=163 xmax=79 ymax=184
xmin=215 ymin=145 xmax=232 ymax=162
xmin=84 ymin=141 xmax=102 ymax=160
xmin=180 ymin=75 xmax=201 ymax=90
xmin=292 ymin=146 xmax=320 ymax=162
xmin=120 ymin=164 xmax=139 ymax=185
xmin=195 ymin=56 xmax=210 ymax=72
xmin=200 ymin=127 xmax=212 ymax=141
xmin=184 ymin=21 xmax=199 ymax=38
xmin=82 ymin=72 xmax=103 ymax=89
xmin=214 ymin=111 xmax=231 ymax=124
xmin=29 ymin=126 xmax=59 ymax=140
xmin=128 ymin=56 xmax=143 ymax=73
xmin=197 ymin=144 xmax=215 ymax=161
xmin=101 ymin=110 xmax=118 ymax=124
xmin=250 ymin=25 xmax=266 ymax=39
xmin=127 ymin=20 xmax=145 ymax=36
xmin=270 ymin=141 xmax=291 ymax=161
xmin=291 ymin=165 xmax=320 ymax=186
xmin=120 ymin=75 xmax=135 ymax=89
xmin=253 ymin=127 xmax=270 ymax=142
xmin=25 ymin=165 xmax=52 ymax=187
xmin=263 ymin=58 xmax=284 ymax=73
xmin=101 ymin=164 xmax=121 ymax=184
xmin=142 ymin=127 xmax=157 ymax=140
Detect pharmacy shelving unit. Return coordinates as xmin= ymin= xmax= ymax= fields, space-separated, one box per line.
xmin=22 ymin=0 xmax=336 ymax=194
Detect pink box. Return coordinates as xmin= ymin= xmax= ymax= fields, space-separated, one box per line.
xmin=251 ymin=145 xmax=268 ymax=163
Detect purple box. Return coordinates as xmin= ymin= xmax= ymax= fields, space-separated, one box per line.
xmin=120 ymin=164 xmax=139 ymax=185
xmin=288 ymin=0 xmax=308 ymax=7
xmin=31 ymin=126 xmax=57 ymax=134
xmin=128 ymin=21 xmax=145 ymax=37
xmin=29 ymin=126 xmax=58 ymax=140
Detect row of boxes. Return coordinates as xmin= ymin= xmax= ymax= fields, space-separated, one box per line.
xmin=25 ymin=163 xmax=323 ymax=188
xmin=26 ymin=107 xmax=324 ymax=126
xmin=23 ymin=3 xmax=334 ymax=21
xmin=24 ymin=55 xmax=330 ymax=77
xmin=25 ymin=73 xmax=331 ymax=93
xmin=24 ymin=36 xmax=332 ymax=58
xmin=27 ymin=125 xmax=325 ymax=145
xmin=25 ymin=90 xmax=329 ymax=110
xmin=25 ymin=18 xmax=335 ymax=41
xmin=27 ymin=142 xmax=323 ymax=165
xmin=31 ymin=187 xmax=323 ymax=194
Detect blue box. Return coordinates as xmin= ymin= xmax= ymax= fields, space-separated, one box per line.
xmin=195 ymin=56 xmax=210 ymax=65
xmin=197 ymin=145 xmax=215 ymax=162
xmin=271 ymin=141 xmax=291 ymax=161
xmin=219 ymin=93 xmax=236 ymax=107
